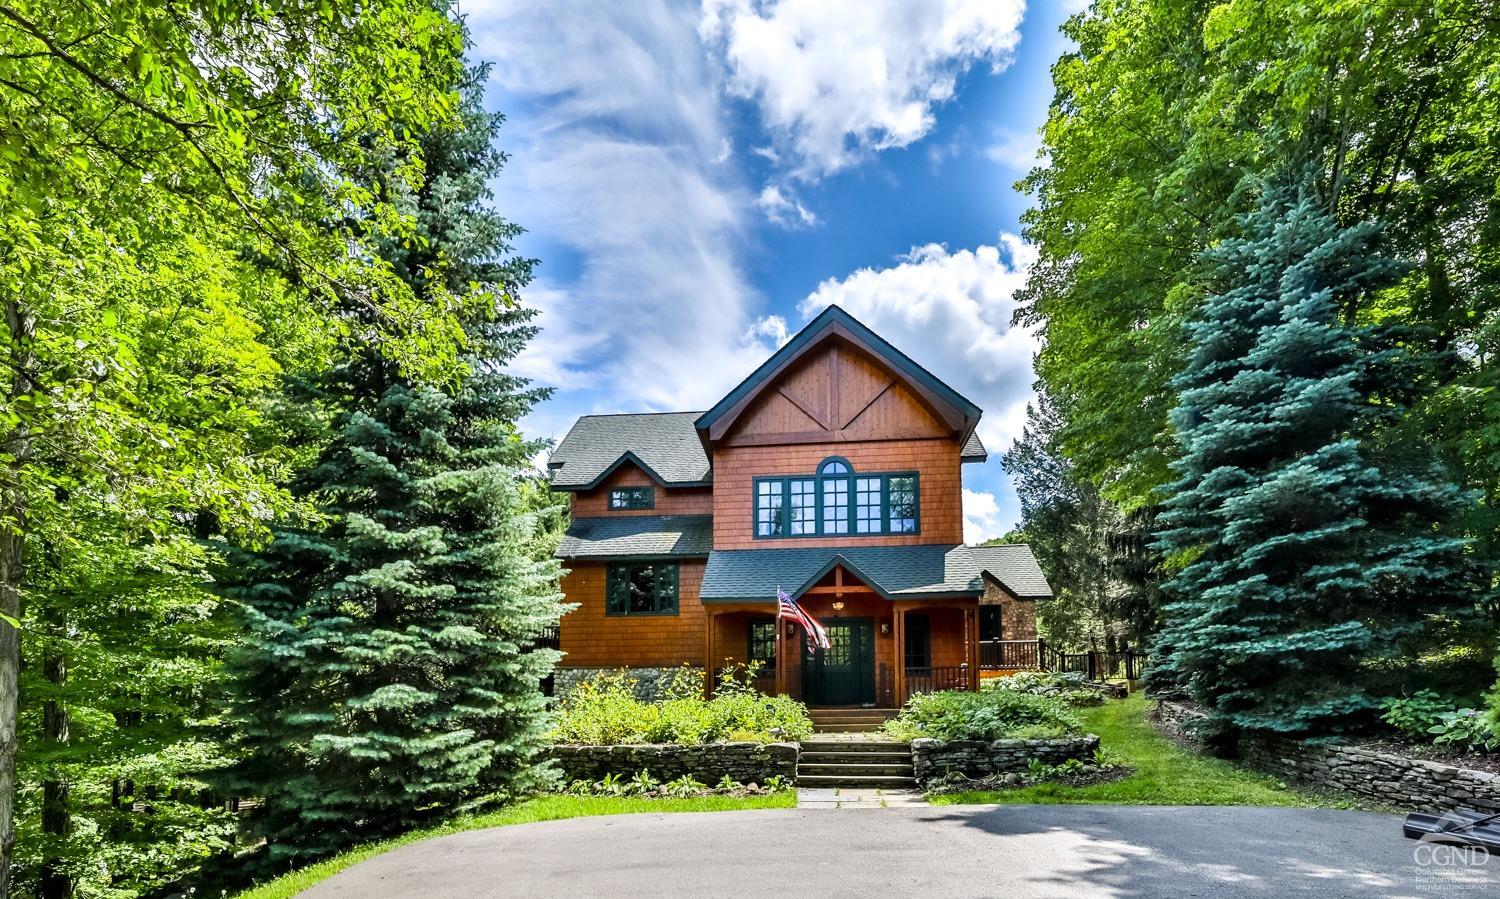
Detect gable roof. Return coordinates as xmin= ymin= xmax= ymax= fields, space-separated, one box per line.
xmin=960 ymin=431 xmax=987 ymax=462
xmin=556 ymin=515 xmax=712 ymax=559
xmin=699 ymin=543 xmax=1051 ymax=603
xmin=548 ymin=412 xmax=711 ymax=490
xmin=694 ymin=305 xmax=983 ymax=444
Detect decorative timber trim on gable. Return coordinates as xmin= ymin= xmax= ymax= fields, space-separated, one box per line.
xmin=694 ymin=305 xmax=982 ymax=447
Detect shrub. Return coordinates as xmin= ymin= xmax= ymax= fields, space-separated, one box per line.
xmin=1380 ymin=690 xmax=1450 ymax=741
xmin=1429 ymin=709 xmax=1499 ymax=753
xmin=884 ymin=688 xmax=1083 ymax=742
xmin=986 ymin=670 xmax=1105 ymax=706
xmin=550 ymin=666 xmax=813 ymax=745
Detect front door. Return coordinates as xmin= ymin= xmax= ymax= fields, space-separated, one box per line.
xmin=803 ymin=618 xmax=875 ymax=706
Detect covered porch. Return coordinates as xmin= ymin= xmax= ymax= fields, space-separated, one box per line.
xmin=704 ymin=563 xmax=1013 ymax=707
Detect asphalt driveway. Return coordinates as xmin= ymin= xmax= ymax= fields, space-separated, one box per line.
xmin=302 ymin=804 xmax=1498 ymax=898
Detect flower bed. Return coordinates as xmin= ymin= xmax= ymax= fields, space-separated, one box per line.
xmin=550 ymin=667 xmax=813 ymax=746
xmin=885 ymin=686 xmax=1085 ymax=742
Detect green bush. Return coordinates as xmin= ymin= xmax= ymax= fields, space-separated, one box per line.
xmin=884 ymin=688 xmax=1083 ymax=742
xmin=1380 ymin=690 xmax=1450 ymax=741
xmin=986 ymin=670 xmax=1105 ymax=706
xmin=1429 ymin=709 xmax=1499 ymax=753
xmin=550 ymin=667 xmax=813 ymax=745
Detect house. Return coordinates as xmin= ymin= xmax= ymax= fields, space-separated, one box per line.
xmin=548 ymin=305 xmax=1052 ymax=706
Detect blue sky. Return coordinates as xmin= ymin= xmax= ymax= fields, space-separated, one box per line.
xmin=463 ymin=0 xmax=1080 ymax=541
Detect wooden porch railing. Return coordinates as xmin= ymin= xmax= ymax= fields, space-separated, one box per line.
xmin=903 ymin=664 xmax=970 ymax=697
xmin=978 ymin=638 xmax=1148 ymax=681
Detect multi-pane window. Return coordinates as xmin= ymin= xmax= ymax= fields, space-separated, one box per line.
xmin=888 ymin=476 xmax=917 ymax=533
xmin=748 ymin=619 xmax=777 ymax=671
xmin=754 ymin=458 xmax=919 ymax=538
xmin=605 ymin=563 xmax=678 ymax=615
xmin=609 ymin=487 xmax=654 ymax=510
xmin=756 ymin=480 xmax=785 ymax=537
xmin=855 ymin=477 xmax=882 ymax=534
xmin=789 ymin=479 xmax=816 ymax=535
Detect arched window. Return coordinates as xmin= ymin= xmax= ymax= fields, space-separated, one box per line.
xmin=753 ymin=458 xmax=918 ymax=538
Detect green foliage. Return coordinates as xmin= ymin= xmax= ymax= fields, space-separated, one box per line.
xmin=884 ymin=689 xmax=1083 ymax=742
xmin=549 ymin=668 xmax=814 ymax=746
xmin=930 ymin=695 xmax=1355 ymax=808
xmin=561 ymin=770 xmax=788 ymax=800
xmin=1428 ymin=710 xmax=1499 ymax=754
xmin=989 ymin=671 xmax=1105 ymax=707
xmin=1149 ymin=170 xmax=1481 ymax=741
xmin=221 ymin=61 xmax=566 ymax=868
xmin=1380 ymin=691 xmax=1451 ymax=743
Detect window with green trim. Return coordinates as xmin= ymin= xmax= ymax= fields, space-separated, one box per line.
xmin=748 ymin=619 xmax=777 ymax=672
xmin=609 ymin=487 xmax=654 ymax=510
xmin=754 ymin=458 xmax=919 ymax=538
xmin=605 ymin=562 xmax=678 ymax=615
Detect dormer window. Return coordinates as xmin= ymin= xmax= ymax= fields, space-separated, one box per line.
xmin=755 ymin=458 xmax=918 ymax=538
xmin=609 ymin=487 xmax=654 ymax=510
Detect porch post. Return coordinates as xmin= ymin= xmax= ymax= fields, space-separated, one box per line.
xmin=968 ymin=606 xmax=980 ymax=691
xmin=893 ymin=604 xmax=906 ymax=706
xmin=704 ymin=607 xmax=716 ymax=699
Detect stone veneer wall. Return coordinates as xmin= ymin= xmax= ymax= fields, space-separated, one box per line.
xmin=548 ymin=742 xmax=799 ymax=785
xmin=911 ymin=735 xmax=1100 ymax=787
xmin=1153 ymin=699 xmax=1500 ymax=812
xmin=553 ymin=666 xmax=698 ymax=701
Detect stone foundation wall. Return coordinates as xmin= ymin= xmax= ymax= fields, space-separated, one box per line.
xmin=553 ymin=666 xmax=699 ymax=701
xmin=1152 ymin=699 xmax=1500 ymax=812
xmin=911 ymin=735 xmax=1100 ymax=786
xmin=548 ymin=742 xmax=799 ymax=785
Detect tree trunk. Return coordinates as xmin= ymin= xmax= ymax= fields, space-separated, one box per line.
xmin=0 ymin=295 xmax=36 ymax=894
xmin=41 ymin=634 xmax=71 ymax=899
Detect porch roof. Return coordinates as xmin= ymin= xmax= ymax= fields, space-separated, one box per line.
xmin=556 ymin=515 xmax=713 ymax=559
xmin=699 ymin=543 xmax=1051 ymax=603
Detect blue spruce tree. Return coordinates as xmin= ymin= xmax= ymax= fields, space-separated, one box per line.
xmin=1150 ymin=170 xmax=1478 ymax=743
xmin=222 ymin=66 xmax=565 ymax=863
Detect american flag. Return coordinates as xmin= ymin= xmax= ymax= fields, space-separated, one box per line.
xmin=777 ymin=588 xmax=830 ymax=651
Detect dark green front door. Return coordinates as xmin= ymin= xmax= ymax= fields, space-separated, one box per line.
xmin=803 ymin=618 xmax=875 ymax=706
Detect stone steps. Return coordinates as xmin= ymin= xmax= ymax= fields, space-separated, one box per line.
xmin=808 ymin=708 xmax=898 ymax=733
xmin=797 ymin=737 xmax=916 ymax=788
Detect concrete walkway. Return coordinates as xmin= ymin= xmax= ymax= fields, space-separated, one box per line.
xmin=302 ymin=804 xmax=1497 ymax=898
xmin=795 ymin=786 xmax=927 ymax=808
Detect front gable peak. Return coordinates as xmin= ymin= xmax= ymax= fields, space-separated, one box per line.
xmin=695 ymin=305 xmax=982 ymax=445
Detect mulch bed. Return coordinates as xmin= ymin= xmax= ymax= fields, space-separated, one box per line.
xmin=1354 ymin=740 xmax=1500 ymax=777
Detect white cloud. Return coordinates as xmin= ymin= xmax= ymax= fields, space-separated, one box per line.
xmin=470 ymin=0 xmax=783 ymax=417
xmin=756 ymin=184 xmax=818 ymax=228
xmin=746 ymin=314 xmax=791 ymax=347
xmin=984 ymin=128 xmax=1043 ymax=171
xmin=797 ymin=233 xmax=1040 ymax=539
xmin=963 ymin=488 xmax=1009 ymax=544
xmin=700 ymin=0 xmax=1025 ymax=177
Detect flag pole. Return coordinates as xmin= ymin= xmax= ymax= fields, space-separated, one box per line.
xmin=774 ymin=585 xmax=786 ymax=698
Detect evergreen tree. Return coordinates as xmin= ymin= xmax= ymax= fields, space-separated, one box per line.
xmin=1150 ymin=169 xmax=1478 ymax=743
xmin=223 ymin=67 xmax=565 ymax=864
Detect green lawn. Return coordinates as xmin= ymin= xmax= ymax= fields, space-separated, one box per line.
xmin=232 ymin=793 xmax=795 ymax=899
xmin=931 ymin=693 xmax=1370 ymax=808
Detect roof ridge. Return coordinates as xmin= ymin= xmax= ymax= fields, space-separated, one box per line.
xmin=574 ymin=410 xmax=704 ymax=419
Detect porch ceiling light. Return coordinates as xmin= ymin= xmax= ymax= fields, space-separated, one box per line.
xmin=832 ymin=601 xmax=845 ymax=611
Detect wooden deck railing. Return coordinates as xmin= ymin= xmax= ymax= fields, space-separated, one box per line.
xmin=903 ymin=664 xmax=971 ymax=696
xmin=979 ymin=639 xmax=1041 ymax=670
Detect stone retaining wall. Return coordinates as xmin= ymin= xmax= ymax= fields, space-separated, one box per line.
xmin=552 ymin=666 xmax=697 ymax=701
xmin=549 ymin=742 xmax=799 ymax=785
xmin=910 ymin=735 xmax=1100 ymax=786
xmin=1152 ymin=699 xmax=1500 ymax=812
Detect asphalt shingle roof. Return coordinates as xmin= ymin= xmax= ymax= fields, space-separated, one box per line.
xmin=960 ymin=431 xmax=986 ymax=461
xmin=699 ymin=543 xmax=1051 ymax=602
xmin=549 ymin=412 xmax=710 ymax=489
xmin=556 ymin=515 xmax=713 ymax=559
